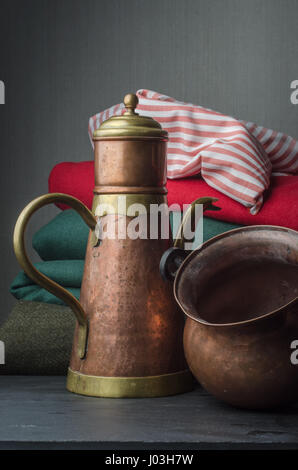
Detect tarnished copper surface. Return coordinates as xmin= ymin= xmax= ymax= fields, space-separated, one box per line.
xmin=174 ymin=226 xmax=298 ymax=409
xmin=70 ymin=214 xmax=187 ymax=377
xmin=94 ymin=139 xmax=167 ymax=194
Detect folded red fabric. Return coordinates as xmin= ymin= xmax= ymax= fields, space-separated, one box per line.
xmin=49 ymin=161 xmax=298 ymax=230
xmin=167 ymin=176 xmax=298 ymax=230
xmin=49 ymin=161 xmax=94 ymax=210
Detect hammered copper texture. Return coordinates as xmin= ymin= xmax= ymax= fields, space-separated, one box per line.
xmin=94 ymin=139 xmax=167 ymax=194
xmin=70 ymin=215 xmax=187 ymax=377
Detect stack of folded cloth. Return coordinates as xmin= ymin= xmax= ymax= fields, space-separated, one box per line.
xmin=4 ymin=89 xmax=298 ymax=375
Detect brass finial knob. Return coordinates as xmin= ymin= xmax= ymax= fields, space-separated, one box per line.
xmin=123 ymin=93 xmax=139 ymax=115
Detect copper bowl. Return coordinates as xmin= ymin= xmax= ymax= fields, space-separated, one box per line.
xmin=161 ymin=226 xmax=298 ymax=409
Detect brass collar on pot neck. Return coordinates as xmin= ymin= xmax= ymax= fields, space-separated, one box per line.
xmin=93 ymin=93 xmax=168 ymax=140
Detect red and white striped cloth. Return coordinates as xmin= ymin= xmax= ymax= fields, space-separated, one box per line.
xmin=88 ymin=90 xmax=298 ymax=214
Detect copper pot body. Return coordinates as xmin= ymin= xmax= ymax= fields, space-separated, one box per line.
xmin=94 ymin=138 xmax=167 ymax=194
xmin=70 ymin=212 xmax=187 ymax=378
xmin=173 ymin=226 xmax=298 ymax=409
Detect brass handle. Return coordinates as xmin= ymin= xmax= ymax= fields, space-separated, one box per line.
xmin=13 ymin=193 xmax=97 ymax=359
xmin=160 ymin=197 xmax=220 ymax=281
xmin=174 ymin=197 xmax=220 ymax=249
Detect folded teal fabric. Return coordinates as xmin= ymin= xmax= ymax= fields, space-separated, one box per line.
xmin=33 ymin=209 xmax=89 ymax=261
xmin=203 ymin=217 xmax=242 ymax=243
xmin=10 ymin=260 xmax=84 ymax=305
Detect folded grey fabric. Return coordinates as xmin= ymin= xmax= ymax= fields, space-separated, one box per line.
xmin=0 ymin=301 xmax=75 ymax=375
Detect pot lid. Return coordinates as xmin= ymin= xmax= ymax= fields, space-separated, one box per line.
xmin=93 ymin=93 xmax=168 ymax=139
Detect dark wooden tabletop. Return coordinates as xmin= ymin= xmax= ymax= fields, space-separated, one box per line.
xmin=0 ymin=376 xmax=297 ymax=450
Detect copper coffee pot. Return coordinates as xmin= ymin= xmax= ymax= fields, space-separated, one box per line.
xmin=13 ymin=93 xmax=214 ymax=398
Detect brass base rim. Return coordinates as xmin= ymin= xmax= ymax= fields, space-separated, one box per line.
xmin=66 ymin=368 xmax=194 ymax=398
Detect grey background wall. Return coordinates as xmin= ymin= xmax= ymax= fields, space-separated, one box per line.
xmin=0 ymin=0 xmax=297 ymax=320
